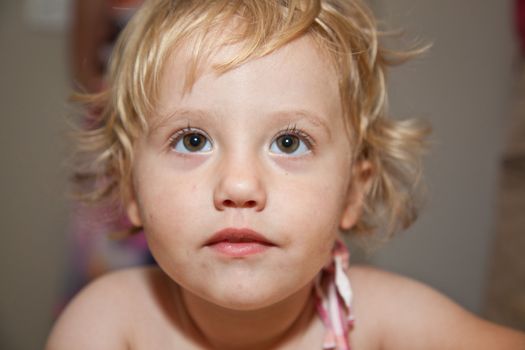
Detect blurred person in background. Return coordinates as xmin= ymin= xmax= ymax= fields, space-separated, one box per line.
xmin=72 ymin=0 xmax=142 ymax=92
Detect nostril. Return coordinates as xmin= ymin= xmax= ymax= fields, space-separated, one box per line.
xmin=221 ymin=199 xmax=258 ymax=208
xmin=223 ymin=199 xmax=235 ymax=207
xmin=244 ymin=200 xmax=256 ymax=208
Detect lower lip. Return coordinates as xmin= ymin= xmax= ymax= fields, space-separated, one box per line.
xmin=207 ymin=242 xmax=273 ymax=257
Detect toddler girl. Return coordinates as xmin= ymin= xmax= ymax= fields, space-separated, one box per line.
xmin=47 ymin=0 xmax=525 ymax=349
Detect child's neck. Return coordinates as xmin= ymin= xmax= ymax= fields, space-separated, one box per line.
xmin=171 ymin=281 xmax=319 ymax=350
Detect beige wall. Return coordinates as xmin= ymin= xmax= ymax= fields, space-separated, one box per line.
xmin=0 ymin=0 xmax=515 ymax=349
xmin=368 ymin=0 xmax=514 ymax=313
xmin=0 ymin=1 xmax=69 ymax=349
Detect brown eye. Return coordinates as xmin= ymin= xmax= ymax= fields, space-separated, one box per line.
xmin=275 ymin=134 xmax=300 ymax=153
xmin=183 ymin=133 xmax=206 ymax=151
xmin=171 ymin=130 xmax=212 ymax=153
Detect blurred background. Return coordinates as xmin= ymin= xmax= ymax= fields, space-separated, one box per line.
xmin=0 ymin=0 xmax=523 ymax=349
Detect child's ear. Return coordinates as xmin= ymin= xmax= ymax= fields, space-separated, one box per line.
xmin=339 ymin=159 xmax=373 ymax=230
xmin=126 ymin=196 xmax=143 ymax=227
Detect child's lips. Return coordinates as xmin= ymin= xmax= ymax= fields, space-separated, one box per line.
xmin=204 ymin=228 xmax=277 ymax=247
xmin=204 ymin=228 xmax=277 ymax=257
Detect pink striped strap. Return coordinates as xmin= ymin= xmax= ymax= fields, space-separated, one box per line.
xmin=314 ymin=239 xmax=354 ymax=350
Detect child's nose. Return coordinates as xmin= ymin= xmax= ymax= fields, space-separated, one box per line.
xmin=213 ymin=156 xmax=267 ymax=212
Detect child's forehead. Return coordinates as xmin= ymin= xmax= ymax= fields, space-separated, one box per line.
xmin=155 ymin=33 xmax=342 ymax=117
xmin=175 ymin=27 xmax=334 ymax=74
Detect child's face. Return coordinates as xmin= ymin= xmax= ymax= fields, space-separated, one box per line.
xmin=127 ymin=35 xmax=367 ymax=310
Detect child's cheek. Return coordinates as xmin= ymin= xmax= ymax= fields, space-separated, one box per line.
xmin=166 ymin=153 xmax=210 ymax=170
xmin=271 ymin=155 xmax=315 ymax=172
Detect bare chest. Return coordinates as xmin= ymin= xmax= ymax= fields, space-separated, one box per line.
xmin=125 ymin=312 xmax=376 ymax=350
xmin=124 ymin=303 xmax=329 ymax=350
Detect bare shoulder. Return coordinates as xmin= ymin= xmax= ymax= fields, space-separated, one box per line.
xmin=46 ymin=266 xmax=164 ymax=350
xmin=348 ymin=265 xmax=525 ymax=350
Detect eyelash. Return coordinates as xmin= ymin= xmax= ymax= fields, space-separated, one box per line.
xmin=166 ymin=124 xmax=316 ymax=152
xmin=167 ymin=125 xmax=211 ymax=149
xmin=275 ymin=125 xmax=316 ymax=150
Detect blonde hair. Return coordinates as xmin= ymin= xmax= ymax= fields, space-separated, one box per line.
xmin=72 ymin=0 xmax=429 ymax=236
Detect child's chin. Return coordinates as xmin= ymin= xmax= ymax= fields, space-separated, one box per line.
xmin=213 ymin=295 xmax=282 ymax=311
xmin=207 ymin=286 xmax=289 ymax=311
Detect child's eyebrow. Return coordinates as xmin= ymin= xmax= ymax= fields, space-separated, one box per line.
xmin=270 ymin=110 xmax=332 ymax=140
xmin=148 ymin=108 xmax=332 ymax=139
xmin=149 ymin=108 xmax=212 ymax=133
